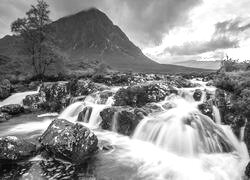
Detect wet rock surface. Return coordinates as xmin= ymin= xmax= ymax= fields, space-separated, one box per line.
xmin=0 ymin=104 xmax=24 ymax=115
xmin=0 ymin=79 xmax=11 ymax=100
xmin=100 ymin=106 xmax=146 ymax=136
xmin=193 ymin=89 xmax=203 ymax=101
xmin=0 ymin=159 xmax=96 ymax=180
xmin=77 ymin=106 xmax=93 ymax=122
xmin=0 ymin=136 xmax=36 ymax=163
xmin=39 ymin=119 xmax=98 ymax=163
xmin=198 ymin=102 xmax=214 ymax=120
xmin=23 ymin=79 xmax=109 ymax=112
xmin=0 ymin=112 xmax=12 ymax=122
xmin=114 ymin=83 xmax=174 ymax=107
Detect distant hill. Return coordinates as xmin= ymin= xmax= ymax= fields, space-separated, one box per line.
xmin=0 ymin=8 xmax=212 ymax=79
xmin=174 ymin=60 xmax=221 ymax=70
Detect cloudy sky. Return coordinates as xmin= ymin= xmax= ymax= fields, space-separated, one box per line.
xmin=1 ymin=0 xmax=250 ymax=63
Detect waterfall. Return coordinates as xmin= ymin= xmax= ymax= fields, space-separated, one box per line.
xmin=58 ymin=101 xmax=85 ymax=122
xmin=111 ymin=111 xmax=119 ymax=132
xmin=213 ymin=105 xmax=221 ymax=124
xmin=133 ymin=97 xmax=248 ymax=158
xmin=58 ymin=92 xmax=114 ymax=127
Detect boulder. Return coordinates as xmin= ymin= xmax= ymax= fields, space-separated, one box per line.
xmin=69 ymin=79 xmax=109 ymax=97
xmin=0 ymin=79 xmax=11 ymax=100
xmin=0 ymin=112 xmax=12 ymax=122
xmin=114 ymin=83 xmax=173 ymax=107
xmin=0 ymin=104 xmax=24 ymax=115
xmin=23 ymin=94 xmax=45 ymax=111
xmin=39 ymin=81 xmax=71 ymax=112
xmin=198 ymin=102 xmax=213 ymax=119
xmin=100 ymin=107 xmax=146 ymax=136
xmin=0 ymin=136 xmax=36 ymax=163
xmin=39 ymin=119 xmax=98 ymax=164
xmin=193 ymin=89 xmax=203 ymax=101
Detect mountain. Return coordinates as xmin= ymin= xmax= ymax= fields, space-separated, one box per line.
xmin=173 ymin=60 xmax=221 ymax=70
xmin=0 ymin=8 xmax=212 ymax=78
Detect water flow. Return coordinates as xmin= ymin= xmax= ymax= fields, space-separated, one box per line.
xmin=133 ymin=94 xmax=248 ymax=158
xmin=213 ymin=105 xmax=221 ymax=124
xmin=58 ymin=92 xmax=114 ymax=127
xmin=0 ymin=86 xmax=40 ymax=107
xmin=111 ymin=111 xmax=119 ymax=132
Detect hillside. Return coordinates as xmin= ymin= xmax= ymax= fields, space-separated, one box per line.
xmin=0 ymin=8 xmax=212 ymax=79
xmin=174 ymin=60 xmax=221 ymax=70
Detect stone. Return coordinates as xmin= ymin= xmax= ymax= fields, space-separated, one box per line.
xmin=0 ymin=112 xmax=12 ymax=122
xmin=198 ymin=102 xmax=213 ymax=120
xmin=114 ymin=83 xmax=173 ymax=107
xmin=0 ymin=136 xmax=36 ymax=163
xmin=100 ymin=107 xmax=146 ymax=136
xmin=0 ymin=79 xmax=11 ymax=100
xmin=39 ymin=119 xmax=98 ymax=164
xmin=193 ymin=89 xmax=203 ymax=101
xmin=0 ymin=104 xmax=24 ymax=115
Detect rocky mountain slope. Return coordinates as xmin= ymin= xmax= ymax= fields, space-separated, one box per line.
xmin=0 ymin=8 xmax=212 ymax=79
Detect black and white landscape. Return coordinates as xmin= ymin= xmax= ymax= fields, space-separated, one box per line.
xmin=0 ymin=0 xmax=250 ymax=180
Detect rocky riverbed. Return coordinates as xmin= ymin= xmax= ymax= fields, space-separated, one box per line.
xmin=0 ymin=73 xmax=249 ymax=180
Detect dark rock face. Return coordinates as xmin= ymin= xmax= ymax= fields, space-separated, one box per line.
xmin=69 ymin=79 xmax=109 ymax=97
xmin=77 ymin=106 xmax=93 ymax=122
xmin=39 ymin=81 xmax=71 ymax=112
xmin=244 ymin=121 xmax=250 ymax=155
xmin=23 ymin=94 xmax=46 ymax=111
xmin=114 ymin=83 xmax=173 ymax=107
xmin=198 ymin=102 xmax=213 ymax=120
xmin=23 ymin=79 xmax=109 ymax=112
xmin=0 ymin=79 xmax=11 ymax=100
xmin=100 ymin=107 xmax=146 ymax=136
xmin=39 ymin=119 xmax=98 ymax=164
xmin=0 ymin=112 xmax=12 ymax=122
xmin=0 ymin=104 xmax=24 ymax=115
xmin=245 ymin=161 xmax=250 ymax=179
xmin=193 ymin=89 xmax=202 ymax=101
xmin=0 ymin=136 xmax=36 ymax=163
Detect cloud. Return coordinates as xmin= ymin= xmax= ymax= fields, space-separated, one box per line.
xmin=0 ymin=0 xmax=202 ymax=46
xmin=108 ymin=0 xmax=202 ymax=45
xmin=164 ymin=36 xmax=239 ymax=55
xmin=215 ymin=18 xmax=250 ymax=35
xmin=162 ymin=18 xmax=250 ymax=56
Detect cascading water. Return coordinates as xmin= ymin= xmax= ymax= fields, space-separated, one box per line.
xmin=0 ymin=80 xmax=248 ymax=180
xmin=58 ymin=92 xmax=114 ymax=127
xmin=133 ymin=98 xmax=246 ymax=156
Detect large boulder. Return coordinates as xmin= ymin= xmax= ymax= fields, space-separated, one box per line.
xmin=0 ymin=79 xmax=11 ymax=100
xmin=69 ymin=79 xmax=109 ymax=97
xmin=39 ymin=119 xmax=98 ymax=164
xmin=114 ymin=83 xmax=174 ymax=107
xmin=198 ymin=102 xmax=213 ymax=120
xmin=100 ymin=107 xmax=146 ymax=136
xmin=23 ymin=80 xmax=109 ymax=112
xmin=39 ymin=81 xmax=71 ymax=112
xmin=23 ymin=94 xmax=46 ymax=111
xmin=0 ymin=104 xmax=24 ymax=115
xmin=0 ymin=136 xmax=36 ymax=163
